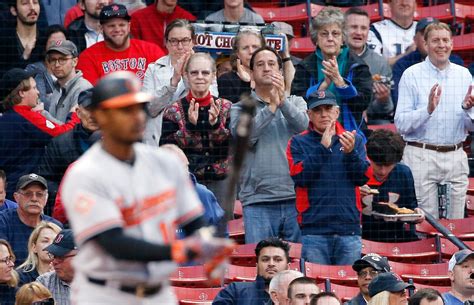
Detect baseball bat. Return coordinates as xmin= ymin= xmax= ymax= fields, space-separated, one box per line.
xmin=421 ymin=208 xmax=472 ymax=251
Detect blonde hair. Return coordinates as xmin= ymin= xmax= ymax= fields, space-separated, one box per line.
xmin=368 ymin=291 xmax=391 ymax=305
xmin=2 ymin=78 xmax=33 ymax=110
xmin=0 ymin=239 xmax=19 ymax=287
xmin=423 ymin=22 xmax=452 ymax=42
xmin=17 ymin=222 xmax=62 ymax=273
xmin=15 ymin=282 xmax=52 ymax=305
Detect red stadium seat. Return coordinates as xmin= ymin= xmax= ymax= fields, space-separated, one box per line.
xmin=468 ymin=178 xmax=474 ymax=195
xmin=439 ymin=237 xmax=474 ymax=259
xmin=383 ymin=3 xmax=452 ymax=23
xmin=389 ymin=261 xmax=450 ymax=286
xmin=173 ymin=287 xmax=223 ymax=305
xmin=416 ymin=218 xmax=474 ymax=241
xmin=230 ymin=242 xmax=302 ymax=266
xmin=305 ymin=262 xmax=358 ymax=286
xmin=290 ymin=37 xmax=315 ymax=58
xmin=361 ymin=238 xmax=441 ymax=263
xmin=466 ymin=195 xmax=474 ymax=216
xmin=327 ymin=283 xmax=361 ymax=302
xmin=453 ymin=33 xmax=474 ymax=53
xmin=228 ymin=218 xmax=245 ymax=244
xmin=367 ymin=124 xmax=397 ymax=132
xmin=170 ymin=266 xmax=221 ymax=288
xmin=233 ymin=200 xmax=242 ymax=219
xmin=224 ymin=265 xmax=257 ymax=283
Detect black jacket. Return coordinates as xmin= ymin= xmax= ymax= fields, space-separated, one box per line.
xmin=67 ymin=17 xmax=88 ymax=53
xmin=291 ymin=50 xmax=372 ymax=124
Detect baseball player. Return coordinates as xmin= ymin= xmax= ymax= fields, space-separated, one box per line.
xmin=61 ymin=71 xmax=233 ymax=305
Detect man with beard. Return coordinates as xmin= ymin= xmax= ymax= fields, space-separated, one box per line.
xmin=77 ymin=4 xmax=165 ymax=85
xmin=0 ymin=0 xmax=46 ymax=76
xmin=68 ymin=0 xmax=113 ymax=53
xmin=0 ymin=174 xmax=62 ymax=266
xmin=213 ymin=238 xmax=291 ymax=305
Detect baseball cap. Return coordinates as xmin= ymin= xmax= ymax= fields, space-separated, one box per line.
xmin=46 ymin=40 xmax=78 ymax=57
xmin=448 ymin=249 xmax=474 ymax=271
xmin=368 ymin=272 xmax=415 ymax=297
xmin=45 ymin=229 xmax=77 ymax=257
xmin=352 ymin=253 xmax=391 ymax=273
xmin=16 ymin=173 xmax=48 ymax=191
xmin=100 ymin=4 xmax=131 ymax=24
xmin=0 ymin=68 xmax=37 ymax=98
xmin=91 ymin=71 xmax=152 ymax=109
xmin=271 ymin=21 xmax=294 ymax=39
xmin=78 ymin=88 xmax=93 ymax=108
xmin=307 ymin=90 xmax=337 ymax=110
xmin=415 ymin=17 xmax=439 ymax=33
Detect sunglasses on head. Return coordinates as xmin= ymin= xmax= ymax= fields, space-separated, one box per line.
xmin=32 ymin=298 xmax=55 ymax=305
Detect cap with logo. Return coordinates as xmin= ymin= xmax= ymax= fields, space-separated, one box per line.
xmin=415 ymin=17 xmax=439 ymax=33
xmin=448 ymin=249 xmax=474 ymax=271
xmin=0 ymin=68 xmax=37 ymax=99
xmin=368 ymin=272 xmax=415 ymax=297
xmin=307 ymin=90 xmax=337 ymax=110
xmin=46 ymin=40 xmax=78 ymax=57
xmin=100 ymin=4 xmax=131 ymax=24
xmin=16 ymin=173 xmax=48 ymax=191
xmin=45 ymin=229 xmax=77 ymax=257
xmin=352 ymin=253 xmax=391 ymax=273
xmin=91 ymin=71 xmax=152 ymax=109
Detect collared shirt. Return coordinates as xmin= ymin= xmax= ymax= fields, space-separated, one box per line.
xmin=395 ymin=57 xmax=474 ymax=145
xmin=84 ymin=23 xmax=103 ymax=49
xmin=36 ymin=271 xmax=71 ymax=305
xmin=442 ymin=292 xmax=464 ymax=305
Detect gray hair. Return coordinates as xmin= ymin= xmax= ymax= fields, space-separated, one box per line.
xmin=310 ymin=7 xmax=345 ymax=46
xmin=269 ymin=270 xmax=304 ymax=292
xmin=184 ymin=52 xmax=217 ymax=73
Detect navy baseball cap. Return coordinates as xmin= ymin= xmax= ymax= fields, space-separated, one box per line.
xmin=448 ymin=249 xmax=474 ymax=271
xmin=416 ymin=17 xmax=439 ymax=33
xmin=16 ymin=173 xmax=48 ymax=191
xmin=100 ymin=4 xmax=131 ymax=24
xmin=307 ymin=90 xmax=337 ymax=110
xmin=368 ymin=272 xmax=415 ymax=297
xmin=45 ymin=229 xmax=77 ymax=257
xmin=78 ymin=88 xmax=93 ymax=108
xmin=353 ymin=253 xmax=391 ymax=273
xmin=1 ymin=68 xmax=37 ymax=98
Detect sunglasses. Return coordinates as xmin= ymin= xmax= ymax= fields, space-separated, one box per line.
xmin=32 ymin=298 xmax=55 ymax=305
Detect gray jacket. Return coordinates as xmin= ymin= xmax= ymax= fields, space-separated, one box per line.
xmin=49 ymin=71 xmax=92 ymax=122
xmin=230 ymin=91 xmax=309 ymax=206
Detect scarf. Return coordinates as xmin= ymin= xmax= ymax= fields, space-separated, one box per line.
xmin=186 ymin=91 xmax=212 ymax=107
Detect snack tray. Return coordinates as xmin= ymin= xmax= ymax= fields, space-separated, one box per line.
xmin=371 ymin=212 xmax=423 ymax=222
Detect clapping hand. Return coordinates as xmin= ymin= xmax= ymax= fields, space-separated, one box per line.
xmin=208 ymin=98 xmax=220 ymax=126
xmin=462 ymin=85 xmax=474 ymax=110
xmin=428 ymin=83 xmax=441 ymax=114
xmin=339 ymin=130 xmax=356 ymax=153
xmin=171 ymin=51 xmax=192 ymax=87
xmin=236 ymin=59 xmax=251 ymax=83
xmin=188 ymin=98 xmax=199 ymax=125
xmin=322 ymin=56 xmax=345 ymax=87
xmin=321 ymin=121 xmax=336 ymax=148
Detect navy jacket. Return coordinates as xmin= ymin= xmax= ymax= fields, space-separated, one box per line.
xmin=345 ymin=293 xmax=366 ymax=305
xmin=212 ymin=276 xmax=270 ymax=305
xmin=287 ymin=123 xmax=369 ymax=236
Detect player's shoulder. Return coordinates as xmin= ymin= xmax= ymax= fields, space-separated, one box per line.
xmin=135 ymin=143 xmax=182 ymax=167
xmin=63 ymin=143 xmax=105 ymax=177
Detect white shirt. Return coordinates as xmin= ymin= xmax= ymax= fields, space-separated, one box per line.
xmin=395 ymin=57 xmax=474 ymax=145
xmin=368 ymin=19 xmax=417 ymax=59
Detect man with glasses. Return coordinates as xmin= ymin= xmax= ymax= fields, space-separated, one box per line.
xmin=0 ymin=174 xmax=62 ymax=265
xmin=346 ymin=253 xmax=391 ymax=305
xmin=77 ymin=4 xmax=165 ymax=85
xmin=37 ymin=229 xmax=77 ymax=305
xmin=47 ymin=40 xmax=92 ymax=123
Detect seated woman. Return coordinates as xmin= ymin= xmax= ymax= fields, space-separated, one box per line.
xmin=16 ymin=222 xmax=61 ymax=286
xmin=0 ymin=239 xmax=18 ymax=305
xmin=161 ymin=53 xmax=232 ymax=205
xmin=15 ymin=282 xmax=54 ymax=305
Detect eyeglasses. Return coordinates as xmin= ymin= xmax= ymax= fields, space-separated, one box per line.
xmin=318 ymin=31 xmax=342 ymax=39
xmin=0 ymin=256 xmax=15 ymax=264
xmin=32 ymin=298 xmax=55 ymax=305
xmin=188 ymin=70 xmax=212 ymax=77
xmin=18 ymin=191 xmax=47 ymax=199
xmin=357 ymin=270 xmax=379 ymax=278
xmin=48 ymin=253 xmax=76 ymax=261
xmin=47 ymin=56 xmax=73 ymax=65
xmin=167 ymin=38 xmax=192 ymax=46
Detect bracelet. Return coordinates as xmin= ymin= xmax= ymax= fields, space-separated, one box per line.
xmin=462 ymin=104 xmax=469 ymax=110
xmin=282 ymin=57 xmax=291 ymax=63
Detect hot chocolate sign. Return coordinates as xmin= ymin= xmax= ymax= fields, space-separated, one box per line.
xmin=194 ymin=32 xmax=285 ymax=53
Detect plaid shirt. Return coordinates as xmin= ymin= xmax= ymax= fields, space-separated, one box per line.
xmin=36 ymin=271 xmax=71 ymax=305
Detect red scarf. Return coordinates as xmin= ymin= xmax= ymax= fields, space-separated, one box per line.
xmin=186 ymin=91 xmax=212 ymax=107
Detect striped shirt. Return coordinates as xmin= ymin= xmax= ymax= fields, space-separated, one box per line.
xmin=37 ymin=271 xmax=71 ymax=305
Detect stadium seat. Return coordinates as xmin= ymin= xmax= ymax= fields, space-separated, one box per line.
xmin=305 ymin=262 xmax=358 ymax=286
xmin=416 ymin=218 xmax=474 ymax=240
xmin=170 ymin=265 xmax=221 ymax=288
xmin=468 ymin=177 xmax=474 ymax=195
xmin=383 ymin=3 xmax=452 ymax=22
xmin=224 ymin=264 xmax=257 ymax=283
xmin=327 ymin=283 xmax=361 ymax=302
xmin=230 ymin=242 xmax=302 ymax=266
xmin=466 ymin=195 xmax=474 ymax=215
xmin=233 ymin=200 xmax=242 ymax=219
xmin=173 ymin=287 xmax=223 ymax=305
xmin=290 ymin=37 xmax=315 ymax=58
xmin=228 ymin=218 xmax=245 ymax=244
xmin=361 ymin=238 xmax=441 ymax=263
xmin=439 ymin=237 xmax=474 ymax=259
xmin=453 ymin=3 xmax=474 ymax=34
xmin=367 ymin=124 xmax=397 ymax=132
xmin=389 ymin=261 xmax=450 ymax=286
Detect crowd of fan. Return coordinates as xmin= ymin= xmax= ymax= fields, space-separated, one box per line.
xmin=0 ymin=0 xmax=473 ymax=304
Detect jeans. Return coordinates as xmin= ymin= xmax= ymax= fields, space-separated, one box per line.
xmin=243 ymin=199 xmax=301 ymax=244
xmin=302 ymin=234 xmax=361 ymax=265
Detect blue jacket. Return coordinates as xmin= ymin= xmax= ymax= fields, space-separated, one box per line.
xmin=345 ymin=293 xmax=366 ymax=305
xmin=212 ymin=276 xmax=270 ymax=305
xmin=287 ymin=123 xmax=369 ymax=236
xmin=0 ymin=199 xmax=18 ymax=213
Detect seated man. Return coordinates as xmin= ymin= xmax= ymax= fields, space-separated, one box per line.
xmin=361 ymin=129 xmax=424 ymax=242
xmin=213 ymin=238 xmax=291 ymax=305
xmin=269 ymin=270 xmax=304 ymax=305
xmin=443 ymin=249 xmax=474 ymax=305
xmin=287 ymin=277 xmax=321 ymax=305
